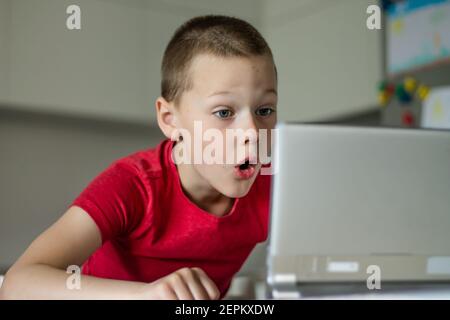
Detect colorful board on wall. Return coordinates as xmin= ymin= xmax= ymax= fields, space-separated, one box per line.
xmin=386 ymin=0 xmax=450 ymax=76
xmin=422 ymin=86 xmax=450 ymax=129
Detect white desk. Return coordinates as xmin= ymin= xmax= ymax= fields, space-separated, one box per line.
xmin=304 ymin=290 xmax=450 ymax=300
xmin=272 ymin=284 xmax=450 ymax=300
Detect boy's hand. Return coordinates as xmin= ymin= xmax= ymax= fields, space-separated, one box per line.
xmin=141 ymin=267 xmax=220 ymax=300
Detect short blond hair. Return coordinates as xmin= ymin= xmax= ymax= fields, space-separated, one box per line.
xmin=161 ymin=15 xmax=275 ymax=104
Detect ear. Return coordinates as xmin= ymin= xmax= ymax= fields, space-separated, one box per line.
xmin=155 ymin=96 xmax=179 ymax=140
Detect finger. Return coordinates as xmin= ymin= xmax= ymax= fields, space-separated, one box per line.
xmin=170 ymin=273 xmax=194 ymax=300
xmin=192 ymin=268 xmax=220 ymax=300
xmin=179 ymin=268 xmax=210 ymax=300
xmin=158 ymin=282 xmax=178 ymax=300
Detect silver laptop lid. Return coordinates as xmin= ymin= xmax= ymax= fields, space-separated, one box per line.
xmin=268 ymin=123 xmax=450 ymax=285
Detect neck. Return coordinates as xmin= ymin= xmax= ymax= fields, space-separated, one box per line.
xmin=172 ymin=143 xmax=234 ymax=217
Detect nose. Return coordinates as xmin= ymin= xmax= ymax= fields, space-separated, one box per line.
xmin=242 ymin=111 xmax=258 ymax=145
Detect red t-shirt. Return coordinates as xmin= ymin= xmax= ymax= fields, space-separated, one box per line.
xmin=71 ymin=139 xmax=270 ymax=298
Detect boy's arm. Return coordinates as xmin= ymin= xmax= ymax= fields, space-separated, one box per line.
xmin=0 ymin=206 xmax=219 ymax=300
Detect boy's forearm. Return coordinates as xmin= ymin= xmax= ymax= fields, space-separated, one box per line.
xmin=1 ymin=264 xmax=147 ymax=300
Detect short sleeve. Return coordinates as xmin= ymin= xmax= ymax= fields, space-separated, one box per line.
xmin=71 ymin=162 xmax=149 ymax=243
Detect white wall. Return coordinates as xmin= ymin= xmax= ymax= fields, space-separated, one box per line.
xmin=1 ymin=0 xmax=382 ymax=123
xmin=0 ymin=0 xmax=10 ymax=100
xmin=1 ymin=0 xmax=262 ymax=124
xmin=262 ymin=0 xmax=382 ymax=121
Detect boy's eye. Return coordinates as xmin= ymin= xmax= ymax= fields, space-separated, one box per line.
xmin=213 ymin=109 xmax=234 ymax=119
xmin=256 ymin=107 xmax=275 ymax=117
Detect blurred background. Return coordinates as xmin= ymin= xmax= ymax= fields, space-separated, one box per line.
xmin=1 ymin=0 xmax=450 ymax=298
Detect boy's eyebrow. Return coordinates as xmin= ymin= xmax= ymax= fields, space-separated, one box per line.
xmin=207 ymin=88 xmax=277 ymax=97
xmin=265 ymin=88 xmax=278 ymax=95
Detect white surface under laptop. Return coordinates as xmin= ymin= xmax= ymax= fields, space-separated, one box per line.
xmin=267 ymin=123 xmax=450 ymax=296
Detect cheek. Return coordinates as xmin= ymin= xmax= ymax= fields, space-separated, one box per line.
xmin=178 ymin=105 xmax=209 ymax=130
xmin=264 ymin=116 xmax=277 ymax=130
xmin=255 ymin=129 xmax=273 ymax=162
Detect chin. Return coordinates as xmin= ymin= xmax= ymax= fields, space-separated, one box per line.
xmin=218 ymin=181 xmax=254 ymax=198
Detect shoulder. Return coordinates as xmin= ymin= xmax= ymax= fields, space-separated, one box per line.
xmin=111 ymin=139 xmax=173 ymax=181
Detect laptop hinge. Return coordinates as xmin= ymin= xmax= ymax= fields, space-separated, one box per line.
xmin=268 ymin=273 xmax=301 ymax=298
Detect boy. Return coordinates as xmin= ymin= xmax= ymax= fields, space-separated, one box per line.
xmin=0 ymin=15 xmax=277 ymax=300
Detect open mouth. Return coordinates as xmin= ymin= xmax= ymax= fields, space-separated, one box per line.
xmin=239 ymin=160 xmax=251 ymax=171
xmin=234 ymin=158 xmax=257 ymax=179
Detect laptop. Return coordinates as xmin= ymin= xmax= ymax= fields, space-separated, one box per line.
xmin=267 ymin=123 xmax=450 ymax=298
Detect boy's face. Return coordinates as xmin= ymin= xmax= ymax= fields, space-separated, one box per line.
xmin=172 ymin=53 xmax=277 ymax=198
